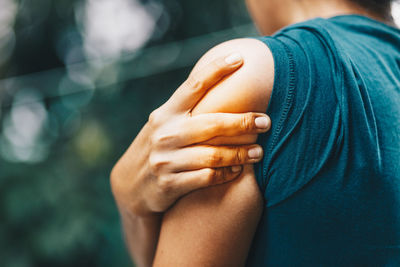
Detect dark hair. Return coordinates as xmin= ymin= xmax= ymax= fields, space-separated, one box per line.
xmin=349 ymin=0 xmax=393 ymax=18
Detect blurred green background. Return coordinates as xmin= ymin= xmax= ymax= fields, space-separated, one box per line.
xmin=0 ymin=0 xmax=257 ymax=266
xmin=0 ymin=1 xmax=399 ymax=266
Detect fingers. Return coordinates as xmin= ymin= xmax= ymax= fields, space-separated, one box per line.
xmin=164 ymin=53 xmax=243 ymax=113
xmin=176 ymin=112 xmax=271 ymax=146
xmin=168 ymin=166 xmax=244 ymax=196
xmin=166 ymin=145 xmax=264 ymax=172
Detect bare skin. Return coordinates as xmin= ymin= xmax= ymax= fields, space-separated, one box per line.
xmin=153 ymin=37 xmax=273 ymax=267
xmin=111 ymin=51 xmax=272 ymax=267
xmin=246 ymin=0 xmax=393 ymax=35
xmin=111 ymin=0 xmax=394 ymax=266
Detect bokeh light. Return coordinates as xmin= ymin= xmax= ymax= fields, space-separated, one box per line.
xmin=393 ymin=1 xmax=400 ymax=26
xmin=0 ymin=0 xmax=17 ymax=66
xmin=80 ymin=0 xmax=163 ymax=59
xmin=0 ymin=1 xmax=249 ymax=266
xmin=1 ymin=89 xmax=49 ymax=163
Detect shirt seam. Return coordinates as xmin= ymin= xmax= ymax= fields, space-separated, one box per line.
xmin=262 ymin=40 xmax=297 ymax=193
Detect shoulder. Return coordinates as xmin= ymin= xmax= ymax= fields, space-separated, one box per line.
xmin=191 ymin=38 xmax=275 ymax=115
xmin=153 ymin=39 xmax=274 ymax=265
xmin=194 ymin=38 xmax=274 ymax=72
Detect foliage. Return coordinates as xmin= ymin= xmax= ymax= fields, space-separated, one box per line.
xmin=0 ymin=0 xmax=253 ymax=266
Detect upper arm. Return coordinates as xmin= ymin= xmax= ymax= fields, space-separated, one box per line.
xmin=153 ymin=38 xmax=274 ymax=266
xmin=154 ymin=165 xmax=263 ymax=267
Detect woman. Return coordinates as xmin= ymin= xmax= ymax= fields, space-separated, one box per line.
xmin=111 ymin=0 xmax=400 ymax=266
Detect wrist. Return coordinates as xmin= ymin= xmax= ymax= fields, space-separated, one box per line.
xmin=118 ymin=199 xmax=160 ymax=219
xmin=120 ymin=204 xmax=163 ymax=223
xmin=111 ymin=122 xmax=155 ymax=216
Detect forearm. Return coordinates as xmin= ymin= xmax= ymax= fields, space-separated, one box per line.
xmin=120 ymin=211 xmax=162 ymax=267
xmin=112 ymin=123 xmax=162 ymax=266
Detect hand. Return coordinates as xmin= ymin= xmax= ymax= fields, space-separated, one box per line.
xmin=110 ymin=53 xmax=271 ymax=217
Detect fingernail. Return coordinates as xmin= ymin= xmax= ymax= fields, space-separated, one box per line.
xmin=231 ymin=166 xmax=242 ymax=173
xmin=255 ymin=116 xmax=270 ymax=129
xmin=225 ymin=53 xmax=242 ymax=65
xmin=248 ymin=147 xmax=263 ymax=159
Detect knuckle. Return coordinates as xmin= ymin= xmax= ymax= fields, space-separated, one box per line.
xmin=157 ymin=176 xmax=174 ymax=195
xmin=148 ymin=154 xmax=169 ymax=175
xmin=206 ymin=168 xmax=218 ymax=184
xmin=205 ymin=168 xmax=215 ymax=178
xmin=240 ymin=114 xmax=253 ymax=132
xmin=234 ymin=149 xmax=245 ymax=164
xmin=151 ymin=130 xmax=175 ymax=146
xmin=210 ymin=168 xmax=227 ymax=184
xmin=186 ymin=75 xmax=204 ymax=92
xmin=207 ymin=149 xmax=224 ymax=166
xmin=148 ymin=109 xmax=162 ymax=126
xmin=150 ymin=132 xmax=161 ymax=146
xmin=214 ymin=168 xmax=223 ymax=182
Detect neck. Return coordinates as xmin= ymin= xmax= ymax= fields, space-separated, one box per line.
xmin=291 ymin=0 xmax=389 ymax=23
xmin=256 ymin=0 xmax=392 ymax=35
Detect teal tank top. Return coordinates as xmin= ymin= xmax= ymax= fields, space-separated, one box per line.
xmin=249 ymin=15 xmax=400 ymax=266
